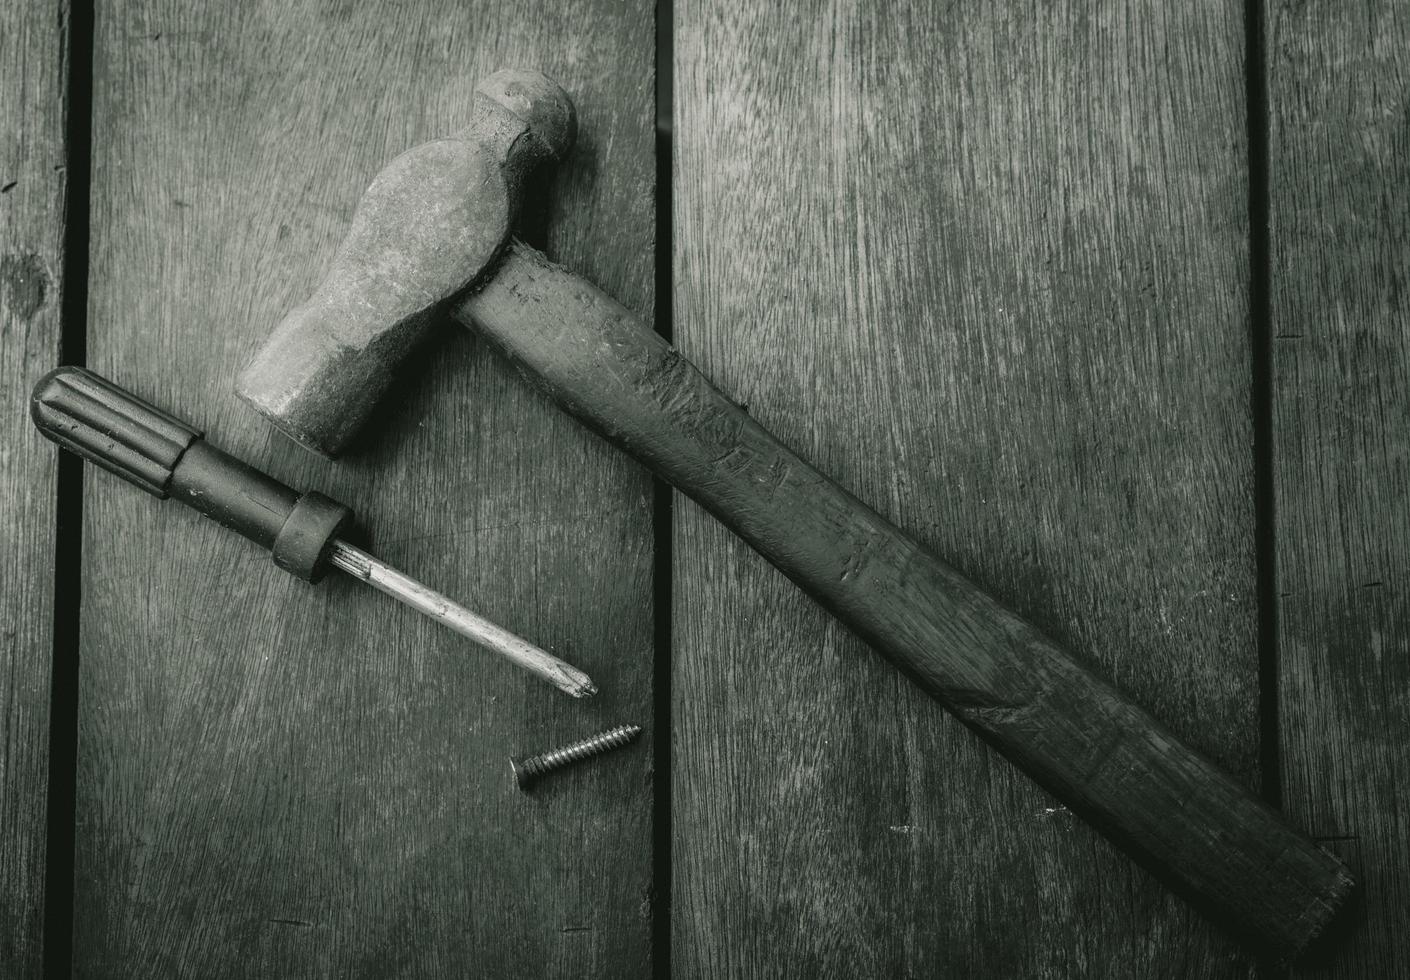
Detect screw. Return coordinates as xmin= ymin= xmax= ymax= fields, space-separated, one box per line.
xmin=510 ymin=724 xmax=643 ymax=790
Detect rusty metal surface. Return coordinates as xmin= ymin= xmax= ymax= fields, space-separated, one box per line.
xmin=236 ymin=69 xmax=575 ymax=456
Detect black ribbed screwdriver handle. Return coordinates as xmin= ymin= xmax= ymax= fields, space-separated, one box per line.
xmin=31 ymin=366 xmax=200 ymax=496
xmin=28 ymin=366 xmax=599 ymax=697
xmin=31 ymin=366 xmax=353 ymax=581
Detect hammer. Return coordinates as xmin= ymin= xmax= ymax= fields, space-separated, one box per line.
xmin=236 ymin=70 xmax=1351 ymax=954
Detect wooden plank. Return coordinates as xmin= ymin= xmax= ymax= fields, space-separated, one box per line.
xmin=1268 ymin=0 xmax=1410 ymax=975
xmin=78 ymin=1 xmax=654 ymax=975
xmin=674 ymin=1 xmax=1260 ymax=974
xmin=0 ymin=1 xmax=68 ymax=975
xmin=460 ymin=244 xmax=1350 ymax=952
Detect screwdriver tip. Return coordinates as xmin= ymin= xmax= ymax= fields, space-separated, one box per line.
xmin=542 ymin=658 xmax=598 ymax=699
xmin=566 ymin=676 xmax=598 ymax=699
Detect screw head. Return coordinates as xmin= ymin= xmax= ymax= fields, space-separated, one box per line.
xmin=509 ymin=756 xmax=534 ymax=790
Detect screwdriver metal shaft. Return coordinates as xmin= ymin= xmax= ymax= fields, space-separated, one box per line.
xmin=328 ymin=540 xmax=596 ymax=698
xmin=30 ymin=366 xmax=596 ymax=698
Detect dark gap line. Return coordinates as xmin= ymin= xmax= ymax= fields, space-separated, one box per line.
xmin=45 ymin=0 xmax=94 ymax=977
xmin=1245 ymin=2 xmax=1286 ymax=978
xmin=650 ymin=0 xmax=674 ymax=976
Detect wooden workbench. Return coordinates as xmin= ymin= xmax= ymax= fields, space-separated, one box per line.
xmin=2 ymin=0 xmax=1404 ymax=975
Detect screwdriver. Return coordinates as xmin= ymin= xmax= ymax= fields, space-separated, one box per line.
xmin=31 ymin=366 xmax=597 ymax=699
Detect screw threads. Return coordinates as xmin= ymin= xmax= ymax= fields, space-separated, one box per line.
xmin=511 ymin=724 xmax=643 ymax=789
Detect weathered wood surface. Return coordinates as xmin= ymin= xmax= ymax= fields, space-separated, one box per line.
xmin=0 ymin=2 xmax=67 ymax=975
xmin=78 ymin=1 xmax=654 ymax=976
xmin=674 ymin=1 xmax=1264 ymax=975
xmin=466 ymin=242 xmax=1348 ymax=953
xmin=1268 ymin=0 xmax=1410 ymax=975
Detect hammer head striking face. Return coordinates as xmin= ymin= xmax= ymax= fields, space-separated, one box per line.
xmin=236 ymin=69 xmax=575 ymax=456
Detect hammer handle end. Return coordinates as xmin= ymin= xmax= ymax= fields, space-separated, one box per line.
xmin=456 ymin=240 xmax=1353 ymax=956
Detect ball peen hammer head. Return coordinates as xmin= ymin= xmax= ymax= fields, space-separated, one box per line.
xmin=235 ymin=69 xmax=576 ymax=456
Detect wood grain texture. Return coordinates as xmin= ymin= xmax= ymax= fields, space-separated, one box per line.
xmin=675 ymin=1 xmax=1262 ymax=974
xmin=0 ymin=2 xmax=67 ymax=975
xmin=1268 ymin=0 xmax=1410 ymax=975
xmin=79 ymin=2 xmax=653 ymax=976
xmin=464 ymin=242 xmax=1348 ymax=953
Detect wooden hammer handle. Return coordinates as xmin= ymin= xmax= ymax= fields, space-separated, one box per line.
xmin=458 ymin=240 xmax=1351 ymax=955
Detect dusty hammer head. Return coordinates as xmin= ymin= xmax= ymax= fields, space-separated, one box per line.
xmin=235 ymin=69 xmax=575 ymax=456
